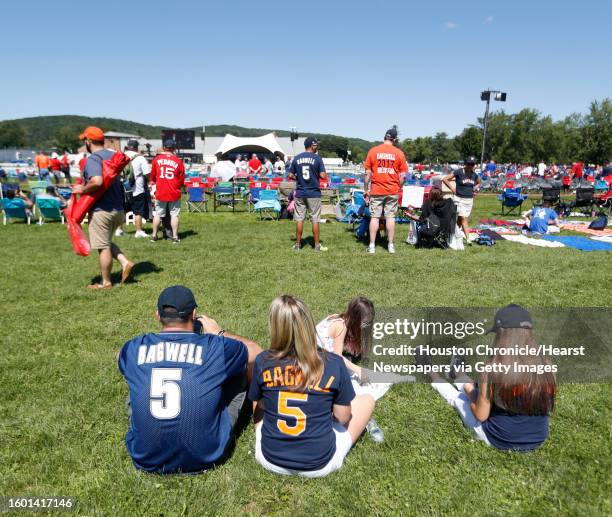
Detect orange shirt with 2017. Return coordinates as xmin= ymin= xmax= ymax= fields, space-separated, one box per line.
xmin=364 ymin=144 xmax=408 ymax=196
xmin=35 ymin=154 xmax=50 ymax=169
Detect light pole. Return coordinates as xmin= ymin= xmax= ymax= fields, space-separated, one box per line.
xmin=480 ymin=89 xmax=507 ymax=168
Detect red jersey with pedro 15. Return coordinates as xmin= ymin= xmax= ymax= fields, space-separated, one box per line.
xmin=150 ymin=153 xmax=185 ymax=202
xmin=364 ymin=144 xmax=408 ymax=196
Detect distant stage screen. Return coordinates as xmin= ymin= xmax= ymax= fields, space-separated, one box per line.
xmin=161 ymin=129 xmax=196 ymax=150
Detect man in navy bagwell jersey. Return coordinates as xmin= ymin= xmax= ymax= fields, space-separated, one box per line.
xmin=287 ymin=137 xmax=328 ymax=252
xmin=118 ymin=285 xmax=261 ymax=473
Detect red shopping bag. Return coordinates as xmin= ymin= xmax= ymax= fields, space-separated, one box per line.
xmin=66 ymin=212 xmax=91 ymax=256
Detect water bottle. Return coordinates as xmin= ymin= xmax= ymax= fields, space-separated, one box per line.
xmin=407 ymin=221 xmax=418 ymax=245
xmin=366 ymin=419 xmax=385 ymax=443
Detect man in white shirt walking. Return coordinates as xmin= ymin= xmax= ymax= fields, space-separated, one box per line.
xmin=125 ymin=140 xmax=151 ymax=238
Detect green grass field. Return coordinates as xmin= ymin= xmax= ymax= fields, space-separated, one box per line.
xmin=1 ymin=196 xmax=610 ymax=516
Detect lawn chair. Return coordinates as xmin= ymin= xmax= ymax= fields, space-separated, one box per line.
xmin=498 ymin=187 xmax=528 ymax=215
xmin=36 ymin=197 xmax=65 ymax=224
xmin=416 ymin=198 xmax=457 ymax=249
xmin=2 ymin=182 xmax=21 ymax=197
xmin=2 ymin=198 xmax=31 ymax=224
xmin=534 ymin=187 xmax=561 ymax=209
xmin=213 ymin=183 xmax=235 ymax=212
xmin=595 ymin=179 xmax=609 ymax=192
xmin=253 ymin=189 xmax=281 ymax=220
xmin=186 ymin=187 xmax=207 ymax=212
xmin=572 ymin=187 xmax=595 ymax=215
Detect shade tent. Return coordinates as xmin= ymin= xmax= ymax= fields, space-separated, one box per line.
xmin=214 ymin=133 xmax=286 ymax=160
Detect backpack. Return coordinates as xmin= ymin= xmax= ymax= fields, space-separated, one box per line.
xmin=419 ymin=213 xmax=441 ymax=239
xmin=475 ymin=234 xmax=495 ymax=246
xmin=589 ymin=215 xmax=608 ymax=230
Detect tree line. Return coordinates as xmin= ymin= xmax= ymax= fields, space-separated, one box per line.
xmin=400 ymin=99 xmax=612 ymax=165
xmin=0 ymin=99 xmax=610 ymax=164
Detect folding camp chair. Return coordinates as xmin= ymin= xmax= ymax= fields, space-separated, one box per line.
xmin=2 ymin=198 xmax=31 ymax=224
xmin=415 ymin=198 xmax=458 ymax=249
xmin=213 ymin=183 xmax=235 ymax=212
xmin=534 ymin=188 xmax=561 ymax=209
xmin=572 ymin=187 xmax=595 ymax=215
xmin=36 ymin=197 xmax=65 ymax=224
xmin=2 ymin=182 xmax=21 ymax=197
xmin=186 ymin=187 xmax=208 ymax=212
xmin=253 ymin=189 xmax=281 ymax=220
xmin=498 ymin=187 xmax=528 ymax=215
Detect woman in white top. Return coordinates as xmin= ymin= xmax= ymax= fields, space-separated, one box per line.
xmin=316 ymin=297 xmax=373 ymax=378
xmin=316 ymin=297 xmax=387 ymax=442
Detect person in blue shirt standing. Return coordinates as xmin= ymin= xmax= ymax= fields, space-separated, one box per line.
xmin=118 ymin=285 xmax=262 ymax=474
xmin=525 ymin=201 xmax=558 ymax=234
xmin=287 ymin=137 xmax=328 ymax=251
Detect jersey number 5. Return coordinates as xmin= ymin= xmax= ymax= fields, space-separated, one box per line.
xmin=301 ymin=166 xmax=310 ymax=180
xmin=277 ymin=391 xmax=308 ymax=436
xmin=150 ymin=368 xmax=182 ymax=419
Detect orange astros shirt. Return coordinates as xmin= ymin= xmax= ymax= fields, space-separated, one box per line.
xmin=364 ymin=144 xmax=408 ymax=196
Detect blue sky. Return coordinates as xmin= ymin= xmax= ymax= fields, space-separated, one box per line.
xmin=1 ymin=0 xmax=610 ymax=140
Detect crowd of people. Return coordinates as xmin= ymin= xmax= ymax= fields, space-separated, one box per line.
xmin=118 ymin=286 xmax=556 ymax=475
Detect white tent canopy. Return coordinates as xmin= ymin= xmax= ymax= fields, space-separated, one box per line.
xmin=214 ymin=133 xmax=286 ymax=159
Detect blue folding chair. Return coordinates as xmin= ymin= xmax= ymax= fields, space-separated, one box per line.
xmin=36 ymin=197 xmax=65 ymax=224
xmin=253 ymin=189 xmax=281 ymax=220
xmin=2 ymin=198 xmax=31 ymax=224
xmin=212 ymin=185 xmax=235 ymax=212
xmin=498 ymin=187 xmax=528 ymax=215
xmin=186 ymin=187 xmax=207 ymax=212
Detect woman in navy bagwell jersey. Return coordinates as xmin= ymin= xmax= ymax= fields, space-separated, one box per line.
xmin=249 ymin=295 xmax=375 ymax=477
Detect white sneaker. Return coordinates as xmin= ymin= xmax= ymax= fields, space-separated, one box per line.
xmin=388 ymin=243 xmax=396 ymax=254
xmin=134 ymin=231 xmax=149 ymax=238
xmin=114 ymin=228 xmax=124 ymax=237
xmin=367 ymin=244 xmax=376 ymax=254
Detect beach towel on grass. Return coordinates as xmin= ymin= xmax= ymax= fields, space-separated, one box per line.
xmin=590 ymin=236 xmax=612 ymax=244
xmin=541 ymin=236 xmax=612 ymax=251
xmin=558 ymin=222 xmax=612 ymax=236
xmin=502 ymin=235 xmax=565 ymax=247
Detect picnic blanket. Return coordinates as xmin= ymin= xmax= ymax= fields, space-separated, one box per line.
xmin=541 ymin=236 xmax=612 ymax=251
xmin=502 ymin=235 xmax=565 ymax=247
xmin=558 ymin=222 xmax=612 ymax=236
xmin=590 ymin=235 xmax=612 ymax=244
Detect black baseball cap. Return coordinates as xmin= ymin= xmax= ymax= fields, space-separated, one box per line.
xmin=465 ymin=156 xmax=477 ymax=165
xmin=304 ymin=136 xmax=319 ymax=149
xmin=126 ymin=139 xmax=139 ymax=149
xmin=488 ymin=304 xmax=533 ymax=333
xmin=157 ymin=285 xmax=198 ymax=319
xmin=163 ymin=138 xmax=177 ymax=149
xmin=385 ymin=128 xmax=398 ymax=141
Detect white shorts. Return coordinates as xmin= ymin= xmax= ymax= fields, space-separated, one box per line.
xmin=454 ymin=196 xmax=474 ymax=217
xmin=255 ymin=421 xmax=352 ymax=478
xmin=155 ymin=200 xmax=181 ymax=218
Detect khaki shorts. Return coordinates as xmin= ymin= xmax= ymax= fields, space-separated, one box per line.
xmin=155 ymin=200 xmax=181 ymax=218
xmin=88 ymin=210 xmax=125 ymax=250
xmin=369 ymin=195 xmax=398 ymax=218
xmin=294 ymin=197 xmax=322 ymax=222
xmin=453 ymin=196 xmax=474 ymax=217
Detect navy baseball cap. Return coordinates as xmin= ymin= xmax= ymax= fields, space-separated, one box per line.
xmin=163 ymin=138 xmax=177 ymax=149
xmin=304 ymin=136 xmax=319 ymax=148
xmin=465 ymin=156 xmax=477 ymax=165
xmin=126 ymin=139 xmax=139 ymax=149
xmin=487 ymin=304 xmax=533 ymax=333
xmin=384 ymin=128 xmax=398 ymax=141
xmin=157 ymin=285 xmax=198 ymax=318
